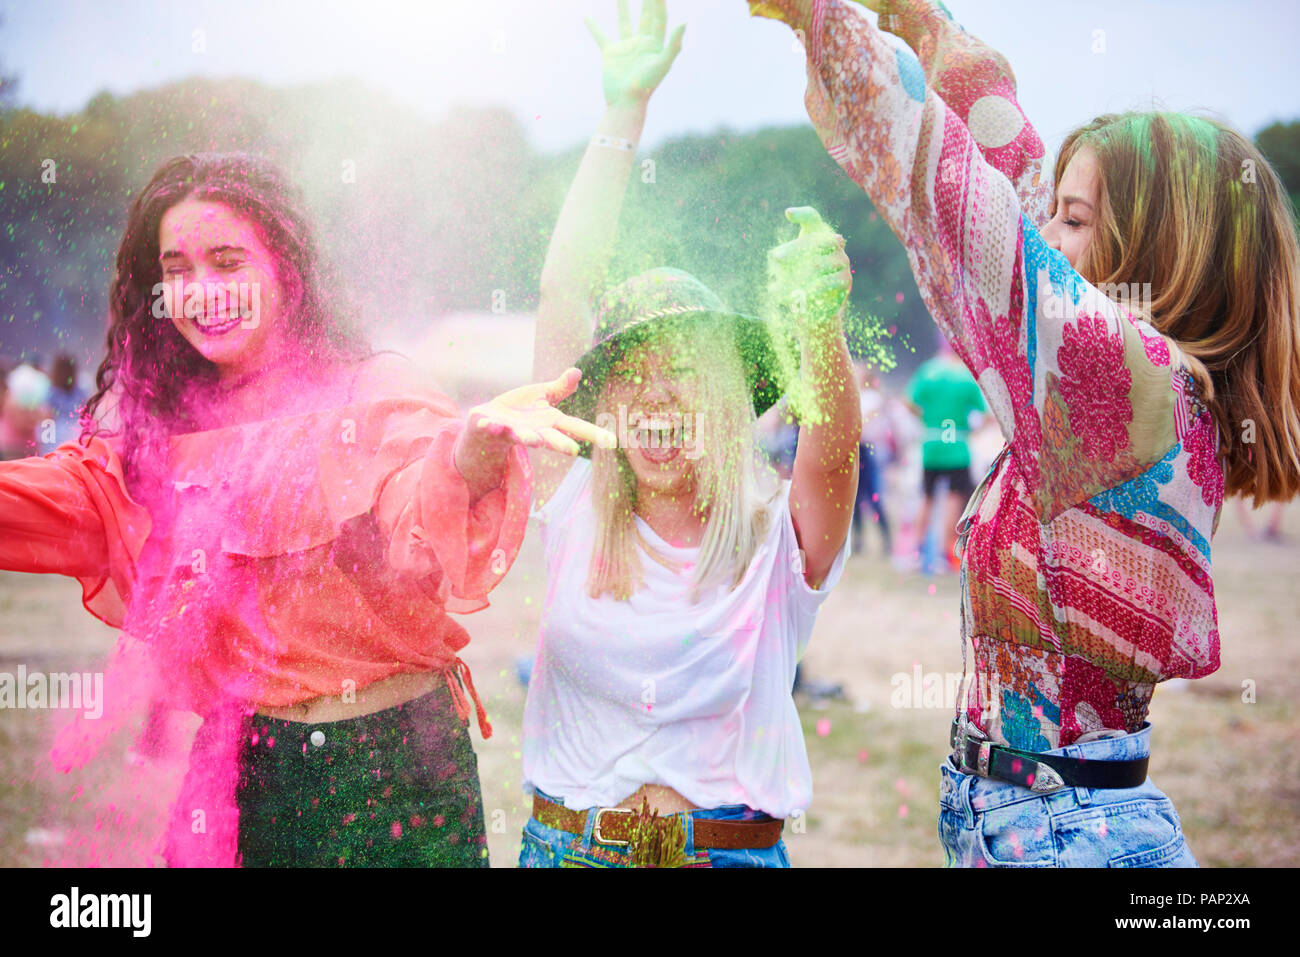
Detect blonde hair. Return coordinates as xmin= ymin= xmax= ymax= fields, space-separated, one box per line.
xmin=586 ymin=321 xmax=775 ymax=601
xmin=1055 ymin=112 xmax=1300 ymax=505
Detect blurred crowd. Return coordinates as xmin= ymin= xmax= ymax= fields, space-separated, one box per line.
xmin=759 ymin=345 xmax=1004 ymax=579
xmin=0 ymin=353 xmax=92 ymax=460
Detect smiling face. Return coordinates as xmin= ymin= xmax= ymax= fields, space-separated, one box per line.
xmin=599 ymin=327 xmax=705 ymax=499
xmin=1041 ymin=145 xmax=1101 ymax=273
xmin=158 ymin=198 xmax=295 ymax=381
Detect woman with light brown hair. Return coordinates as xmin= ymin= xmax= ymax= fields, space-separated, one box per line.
xmin=517 ymin=0 xmax=861 ymax=867
xmin=751 ymin=0 xmax=1299 ymax=866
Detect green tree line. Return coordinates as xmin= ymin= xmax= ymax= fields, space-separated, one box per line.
xmin=1 ymin=76 xmax=1297 ymax=379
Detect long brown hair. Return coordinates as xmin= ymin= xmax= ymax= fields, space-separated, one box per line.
xmin=82 ymin=153 xmax=370 ymax=493
xmin=1055 ymin=112 xmax=1300 ymax=504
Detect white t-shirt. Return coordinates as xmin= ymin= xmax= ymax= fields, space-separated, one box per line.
xmin=521 ymin=457 xmax=848 ymax=818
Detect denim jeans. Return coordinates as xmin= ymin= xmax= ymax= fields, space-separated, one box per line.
xmin=938 ymin=722 xmax=1198 ymax=867
xmin=519 ymin=790 xmax=790 ymax=868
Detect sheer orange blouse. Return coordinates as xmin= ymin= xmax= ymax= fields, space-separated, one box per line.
xmin=0 ymin=385 xmax=531 ymax=737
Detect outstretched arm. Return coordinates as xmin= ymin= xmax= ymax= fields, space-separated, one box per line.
xmin=533 ymin=0 xmax=685 ymax=505
xmin=0 ymin=437 xmax=150 ymax=627
xmin=770 ymin=207 xmax=860 ymax=588
xmin=0 ymin=455 xmax=112 ymax=579
xmin=349 ymin=354 xmax=613 ymax=610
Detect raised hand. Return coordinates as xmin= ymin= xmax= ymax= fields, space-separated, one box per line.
xmin=586 ymin=0 xmax=686 ymax=109
xmin=766 ymin=208 xmax=860 ymax=589
xmin=767 ymin=206 xmax=852 ymax=333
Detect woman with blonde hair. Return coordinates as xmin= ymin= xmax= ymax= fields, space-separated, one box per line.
xmin=518 ymin=0 xmax=861 ymax=867
xmin=750 ymin=0 xmax=1299 ymax=866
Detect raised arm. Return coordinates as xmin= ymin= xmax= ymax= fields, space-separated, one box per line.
xmin=866 ymin=0 xmax=1050 ymax=225
xmin=768 ymin=207 xmax=860 ymax=588
xmin=749 ymin=0 xmax=1181 ymax=519
xmin=532 ymin=0 xmax=685 ymax=505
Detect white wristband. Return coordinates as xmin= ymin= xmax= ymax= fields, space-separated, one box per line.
xmin=591 ymin=134 xmax=636 ymax=152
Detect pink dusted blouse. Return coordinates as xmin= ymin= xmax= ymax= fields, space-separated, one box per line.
xmin=0 ymin=381 xmax=531 ymax=737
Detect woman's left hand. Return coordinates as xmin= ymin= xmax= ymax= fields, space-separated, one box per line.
xmin=767 ymin=206 xmax=852 ymax=334
xmin=771 ymin=210 xmax=860 ymax=590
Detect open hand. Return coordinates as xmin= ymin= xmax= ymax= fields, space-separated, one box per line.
xmin=465 ymin=368 xmax=617 ymax=458
xmin=587 ymin=0 xmax=686 ymax=109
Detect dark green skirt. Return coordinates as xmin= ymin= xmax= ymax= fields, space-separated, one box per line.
xmin=235 ymin=682 xmax=489 ymax=867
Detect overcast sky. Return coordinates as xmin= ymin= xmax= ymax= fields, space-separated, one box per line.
xmin=3 ymin=0 xmax=1298 ymax=159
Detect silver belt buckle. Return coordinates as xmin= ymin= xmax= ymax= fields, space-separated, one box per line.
xmin=955 ymin=718 xmax=1066 ymax=792
xmin=976 ymin=741 xmax=992 ymax=778
xmin=953 ymin=718 xmax=990 ymax=776
xmin=1028 ymin=762 xmax=1066 ymax=793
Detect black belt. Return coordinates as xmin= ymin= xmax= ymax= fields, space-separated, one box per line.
xmin=949 ymin=720 xmax=1149 ymax=793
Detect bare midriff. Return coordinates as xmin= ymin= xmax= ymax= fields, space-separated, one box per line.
xmin=254 ymin=670 xmax=443 ymax=724
xmin=616 ymin=783 xmax=699 ymax=815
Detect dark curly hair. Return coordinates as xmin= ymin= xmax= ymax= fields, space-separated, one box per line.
xmin=83 ymin=153 xmax=371 ymax=493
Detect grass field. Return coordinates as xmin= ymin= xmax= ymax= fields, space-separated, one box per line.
xmin=1 ymin=498 xmax=1297 ymax=867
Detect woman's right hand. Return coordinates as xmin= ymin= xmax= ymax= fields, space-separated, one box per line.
xmin=586 ymin=0 xmax=686 ymax=109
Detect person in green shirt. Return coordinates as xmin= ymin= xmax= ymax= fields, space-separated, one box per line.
xmin=906 ymin=338 xmax=985 ymax=571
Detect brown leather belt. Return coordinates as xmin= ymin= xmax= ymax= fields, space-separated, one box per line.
xmin=532 ymin=795 xmax=784 ymax=850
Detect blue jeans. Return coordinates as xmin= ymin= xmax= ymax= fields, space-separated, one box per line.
xmin=938 ymin=722 xmax=1197 ymax=867
xmin=519 ymin=790 xmax=790 ymax=868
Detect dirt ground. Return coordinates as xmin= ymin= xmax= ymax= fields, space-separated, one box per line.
xmin=1 ymin=495 xmax=1297 ymax=867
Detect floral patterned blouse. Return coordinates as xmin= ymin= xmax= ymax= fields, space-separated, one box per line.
xmin=751 ymin=0 xmax=1224 ymax=749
